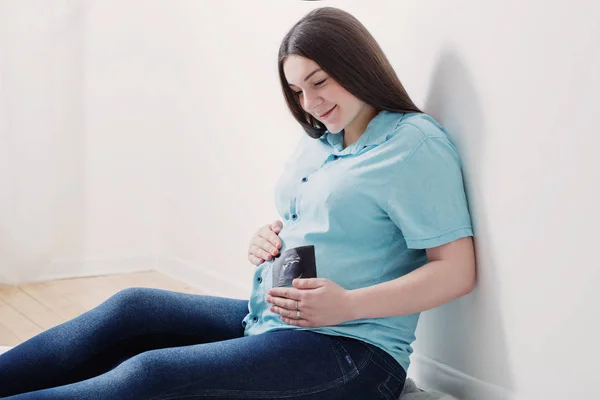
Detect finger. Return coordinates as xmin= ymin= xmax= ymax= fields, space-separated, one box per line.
xmin=252 ymin=235 xmax=279 ymax=257
xmin=270 ymin=305 xmax=290 ymax=318
xmin=250 ymin=244 xmax=274 ymax=261
xmin=271 ymin=305 xmax=301 ymax=320
xmin=268 ymin=287 xmax=301 ymax=300
xmin=266 ymin=295 xmax=297 ymax=310
xmin=248 ymin=254 xmax=264 ymax=266
xmin=292 ymin=278 xmax=328 ymax=289
xmin=259 ymin=228 xmax=281 ymax=253
xmin=281 ymin=317 xmax=310 ymax=327
xmin=252 ymin=245 xmax=274 ymax=260
xmin=259 ymin=226 xmax=282 ymax=251
xmin=270 ymin=220 xmax=283 ymax=233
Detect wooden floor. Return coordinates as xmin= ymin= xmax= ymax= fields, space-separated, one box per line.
xmin=0 ymin=271 xmax=202 ymax=346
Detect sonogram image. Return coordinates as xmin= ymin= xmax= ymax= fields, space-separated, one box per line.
xmin=271 ymin=245 xmax=317 ymax=287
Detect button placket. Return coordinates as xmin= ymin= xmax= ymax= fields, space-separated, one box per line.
xmin=316 ymin=151 xmax=342 ymax=171
xmin=289 ymin=196 xmax=298 ymax=222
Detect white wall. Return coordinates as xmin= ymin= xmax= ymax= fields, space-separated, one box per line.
xmin=153 ymin=1 xmax=312 ymax=299
xmin=0 ymin=1 xmax=159 ymax=283
xmin=0 ymin=1 xmax=90 ymax=283
xmin=1 ymin=1 xmax=599 ymax=399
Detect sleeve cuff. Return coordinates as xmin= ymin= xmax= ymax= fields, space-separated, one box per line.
xmin=405 ymin=227 xmax=474 ymax=249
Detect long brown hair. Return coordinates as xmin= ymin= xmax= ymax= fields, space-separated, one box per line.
xmin=278 ymin=7 xmax=422 ymax=139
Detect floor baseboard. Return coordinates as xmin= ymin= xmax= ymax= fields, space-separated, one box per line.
xmin=1 ymin=256 xmax=157 ymax=285
xmin=409 ymin=353 xmax=514 ymax=400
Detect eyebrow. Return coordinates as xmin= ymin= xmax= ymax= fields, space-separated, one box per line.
xmin=288 ymin=68 xmax=322 ymax=88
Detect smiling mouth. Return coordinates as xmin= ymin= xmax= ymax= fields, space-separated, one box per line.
xmin=319 ymin=105 xmax=336 ymax=118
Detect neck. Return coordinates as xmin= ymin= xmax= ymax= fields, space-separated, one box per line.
xmin=342 ymin=105 xmax=379 ymax=148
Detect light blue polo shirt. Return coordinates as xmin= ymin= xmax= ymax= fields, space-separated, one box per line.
xmin=242 ymin=110 xmax=474 ymax=372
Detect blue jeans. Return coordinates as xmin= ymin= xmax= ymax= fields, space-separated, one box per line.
xmin=0 ymin=287 xmax=406 ymax=399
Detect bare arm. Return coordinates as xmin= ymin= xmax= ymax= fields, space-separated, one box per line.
xmin=348 ymin=236 xmax=476 ymax=319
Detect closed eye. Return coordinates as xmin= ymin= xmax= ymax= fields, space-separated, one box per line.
xmin=293 ymin=79 xmax=327 ymax=97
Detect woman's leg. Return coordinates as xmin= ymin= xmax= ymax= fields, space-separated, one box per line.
xmin=0 ymin=287 xmax=249 ymax=397
xmin=2 ymin=330 xmax=406 ymax=400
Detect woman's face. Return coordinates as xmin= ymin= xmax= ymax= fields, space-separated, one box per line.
xmin=283 ymin=55 xmax=366 ymax=134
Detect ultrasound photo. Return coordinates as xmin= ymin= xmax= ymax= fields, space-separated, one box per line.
xmin=271 ymin=245 xmax=317 ymax=288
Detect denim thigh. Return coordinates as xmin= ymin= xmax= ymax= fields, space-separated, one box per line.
xmin=3 ymin=331 xmax=405 ymax=400
xmin=1 ymin=288 xmax=406 ymax=400
xmin=0 ymin=288 xmax=250 ymax=398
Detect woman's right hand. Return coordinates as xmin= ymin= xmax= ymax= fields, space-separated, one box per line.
xmin=248 ymin=220 xmax=283 ymax=266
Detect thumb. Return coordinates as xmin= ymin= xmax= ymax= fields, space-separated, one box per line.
xmin=271 ymin=220 xmax=283 ymax=232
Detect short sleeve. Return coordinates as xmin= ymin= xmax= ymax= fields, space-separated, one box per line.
xmin=386 ymin=137 xmax=474 ymax=249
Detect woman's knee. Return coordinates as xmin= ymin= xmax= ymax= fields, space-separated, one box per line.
xmin=101 ymin=287 xmax=156 ymax=315
xmin=105 ymin=349 xmax=174 ymax=391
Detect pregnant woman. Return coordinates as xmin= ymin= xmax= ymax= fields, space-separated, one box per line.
xmin=0 ymin=6 xmax=476 ymax=400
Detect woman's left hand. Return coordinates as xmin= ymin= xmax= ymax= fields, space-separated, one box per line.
xmin=266 ymin=278 xmax=353 ymax=327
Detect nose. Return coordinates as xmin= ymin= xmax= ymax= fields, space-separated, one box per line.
xmin=302 ymin=91 xmax=322 ymax=114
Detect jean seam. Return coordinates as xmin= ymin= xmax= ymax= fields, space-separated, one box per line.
xmin=355 ymin=344 xmax=374 ymax=371
xmin=368 ymin=347 xmax=405 ymax=382
xmin=377 ymin=376 xmax=399 ymax=400
xmin=370 ymin=356 xmax=405 ymax=384
xmin=327 ymin=338 xmax=349 ymax=383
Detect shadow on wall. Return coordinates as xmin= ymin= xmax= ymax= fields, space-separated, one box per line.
xmin=416 ymin=47 xmax=515 ymax=393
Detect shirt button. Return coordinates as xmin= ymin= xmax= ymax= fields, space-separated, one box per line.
xmin=301 ymin=177 xmax=308 ymax=183
xmin=253 ymin=316 xmax=259 ymax=322
xmin=333 ymin=155 xmax=339 ymax=160
xmin=257 ymin=276 xmax=263 ymax=283
xmin=242 ymin=320 xmax=247 ymax=328
xmin=291 ymin=214 xmax=298 ymax=220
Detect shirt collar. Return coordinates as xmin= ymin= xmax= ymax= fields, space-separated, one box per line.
xmin=319 ymin=110 xmax=402 ymax=155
